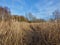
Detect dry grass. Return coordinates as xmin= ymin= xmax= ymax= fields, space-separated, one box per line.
xmin=0 ymin=21 xmax=60 ymax=45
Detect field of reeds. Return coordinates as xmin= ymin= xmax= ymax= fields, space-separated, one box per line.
xmin=0 ymin=21 xmax=60 ymax=45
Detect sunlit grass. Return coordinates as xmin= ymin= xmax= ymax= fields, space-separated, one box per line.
xmin=0 ymin=21 xmax=60 ymax=45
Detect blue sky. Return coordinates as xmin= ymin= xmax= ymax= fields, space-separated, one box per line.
xmin=0 ymin=0 xmax=60 ymax=19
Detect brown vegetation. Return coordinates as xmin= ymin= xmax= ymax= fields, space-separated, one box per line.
xmin=0 ymin=7 xmax=28 ymax=22
xmin=11 ymin=15 xmax=28 ymax=22
xmin=0 ymin=6 xmax=60 ymax=45
xmin=0 ymin=21 xmax=60 ymax=45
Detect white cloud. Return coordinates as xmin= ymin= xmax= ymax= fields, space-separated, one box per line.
xmin=33 ymin=0 xmax=60 ymax=16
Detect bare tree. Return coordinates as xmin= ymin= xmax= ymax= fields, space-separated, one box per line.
xmin=0 ymin=7 xmax=11 ymax=21
xmin=26 ymin=12 xmax=37 ymax=22
xmin=53 ymin=9 xmax=60 ymax=22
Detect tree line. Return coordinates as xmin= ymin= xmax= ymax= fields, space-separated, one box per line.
xmin=0 ymin=6 xmax=60 ymax=22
